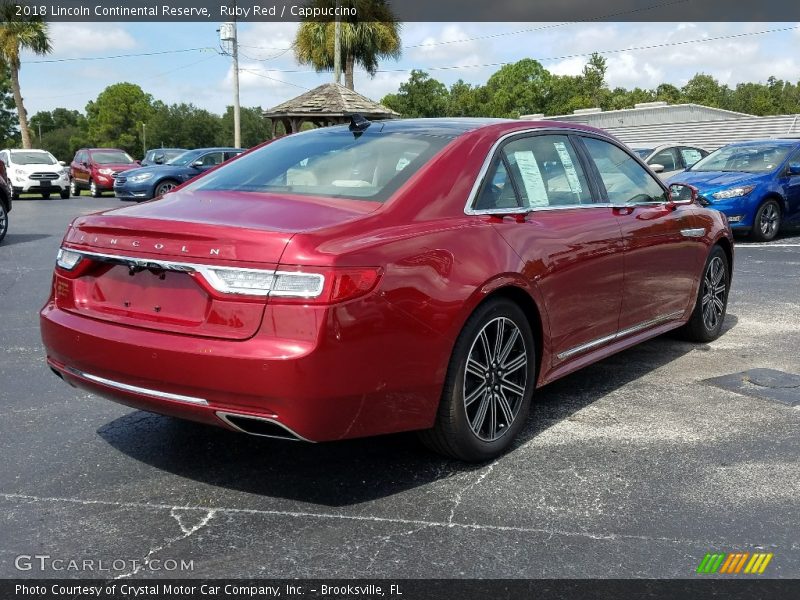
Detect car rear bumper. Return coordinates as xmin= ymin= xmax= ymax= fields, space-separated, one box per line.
xmin=40 ymin=298 xmax=445 ymax=442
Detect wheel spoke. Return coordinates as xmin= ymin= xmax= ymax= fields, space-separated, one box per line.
xmin=497 ymin=390 xmax=515 ymax=425
xmin=501 ymin=378 xmax=525 ymax=398
xmin=502 ymin=352 xmax=527 ymax=374
xmin=470 ymin=392 xmax=490 ymax=434
xmin=497 ymin=328 xmax=520 ymax=366
xmin=492 ymin=320 xmax=505 ymax=363
xmin=479 ymin=330 xmax=492 ymax=364
xmin=488 ymin=394 xmax=498 ymax=440
xmin=466 ymin=358 xmax=486 ymax=379
xmin=464 ymin=383 xmax=486 ymax=407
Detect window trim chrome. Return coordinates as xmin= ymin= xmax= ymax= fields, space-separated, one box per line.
xmin=464 ymin=127 xmax=611 ymax=216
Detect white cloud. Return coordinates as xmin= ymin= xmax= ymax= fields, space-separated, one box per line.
xmin=46 ymin=23 xmax=136 ymax=57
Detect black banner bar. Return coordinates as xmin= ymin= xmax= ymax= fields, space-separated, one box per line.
xmin=8 ymin=0 xmax=800 ymax=22
xmin=3 ymin=579 xmax=800 ymax=600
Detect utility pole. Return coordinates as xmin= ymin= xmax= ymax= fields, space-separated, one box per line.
xmin=333 ymin=1 xmax=341 ymax=85
xmin=38 ymin=122 xmax=42 ymax=145
xmin=231 ymin=17 xmax=241 ymax=148
xmin=142 ymin=123 xmax=147 ymax=157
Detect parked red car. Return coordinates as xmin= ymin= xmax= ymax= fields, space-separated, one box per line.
xmin=69 ymin=148 xmax=140 ymax=197
xmin=41 ymin=119 xmax=733 ymax=460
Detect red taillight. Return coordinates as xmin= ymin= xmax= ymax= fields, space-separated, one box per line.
xmin=271 ymin=267 xmax=382 ymax=305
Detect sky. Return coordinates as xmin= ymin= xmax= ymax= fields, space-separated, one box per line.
xmin=18 ymin=21 xmax=800 ymax=119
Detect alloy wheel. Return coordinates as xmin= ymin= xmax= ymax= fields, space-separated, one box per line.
xmin=701 ymin=256 xmax=727 ymax=331
xmin=156 ymin=181 xmax=177 ymax=195
xmin=759 ymin=202 xmax=779 ymax=239
xmin=463 ymin=317 xmax=528 ymax=442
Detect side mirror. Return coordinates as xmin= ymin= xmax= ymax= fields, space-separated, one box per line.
xmin=154 ymin=154 xmax=165 ymax=164
xmin=668 ymin=183 xmax=698 ymax=207
xmin=787 ymin=162 xmax=800 ymax=176
xmin=81 ymin=161 xmax=89 ymax=167
xmin=649 ymin=163 xmax=665 ymax=173
xmin=191 ymin=160 xmax=204 ymax=169
xmin=59 ymin=160 xmax=66 ymax=167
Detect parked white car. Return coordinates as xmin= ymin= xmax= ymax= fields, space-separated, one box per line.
xmin=630 ymin=143 xmax=709 ymax=180
xmin=0 ymin=149 xmax=71 ymax=199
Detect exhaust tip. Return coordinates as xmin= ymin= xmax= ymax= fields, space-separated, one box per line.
xmin=216 ymin=411 xmax=309 ymax=442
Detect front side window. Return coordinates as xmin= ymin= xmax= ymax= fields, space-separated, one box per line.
xmin=474 ymin=134 xmax=591 ymax=211
xmin=187 ymin=130 xmax=450 ymax=203
xmin=198 ymin=152 xmax=224 ymax=167
xmin=649 ymin=148 xmax=678 ymax=171
xmin=582 ymin=137 xmax=668 ymax=205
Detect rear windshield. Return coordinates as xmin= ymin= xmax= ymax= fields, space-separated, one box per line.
xmin=91 ymin=151 xmax=135 ymax=164
xmin=186 ymin=128 xmax=451 ymax=202
xmin=689 ymin=144 xmax=793 ymax=173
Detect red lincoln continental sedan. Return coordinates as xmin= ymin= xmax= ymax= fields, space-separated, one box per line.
xmin=41 ymin=118 xmax=733 ymax=461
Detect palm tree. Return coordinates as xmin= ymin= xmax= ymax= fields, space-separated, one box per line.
xmin=295 ymin=1 xmax=401 ymax=91
xmin=0 ymin=4 xmax=52 ymax=148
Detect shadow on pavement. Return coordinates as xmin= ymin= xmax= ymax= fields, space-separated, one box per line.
xmin=98 ymin=315 xmax=739 ymax=507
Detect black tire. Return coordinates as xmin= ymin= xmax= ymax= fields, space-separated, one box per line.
xmin=59 ymin=188 xmax=70 ymax=200
xmin=679 ymin=245 xmax=730 ymax=343
xmin=41 ymin=192 xmax=50 ymax=199
xmin=0 ymin=200 xmax=8 ymax=243
xmin=89 ymin=179 xmax=101 ymax=198
xmin=419 ymin=298 xmax=536 ymax=461
xmin=751 ymin=199 xmax=781 ymax=242
xmin=70 ymin=180 xmax=80 ymax=197
xmin=11 ymin=190 xmax=19 ymax=200
xmin=154 ymin=179 xmax=179 ymax=197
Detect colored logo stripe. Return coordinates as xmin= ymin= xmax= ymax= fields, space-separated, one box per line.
xmin=697 ymin=552 xmax=773 ymax=574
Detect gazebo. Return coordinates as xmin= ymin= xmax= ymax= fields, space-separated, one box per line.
xmin=263 ymin=83 xmax=399 ymax=136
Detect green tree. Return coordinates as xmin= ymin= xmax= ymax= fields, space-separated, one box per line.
xmin=382 ymin=70 xmax=449 ymax=117
xmin=0 ymin=2 xmax=52 ymax=148
xmin=655 ymin=83 xmax=682 ymax=104
xmin=581 ymin=53 xmax=609 ymax=108
xmin=29 ymin=108 xmax=88 ymax=160
xmin=85 ymin=83 xmax=154 ymax=155
xmin=0 ymin=64 xmax=18 ymax=146
xmin=480 ymin=59 xmax=553 ymax=118
xmin=219 ymin=106 xmax=269 ymax=147
xmin=294 ymin=0 xmax=401 ymax=90
xmin=446 ymin=79 xmax=481 ymax=117
xmin=146 ymin=101 xmax=222 ymax=150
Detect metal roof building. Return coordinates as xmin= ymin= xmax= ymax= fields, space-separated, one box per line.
xmin=521 ymin=102 xmax=800 ymax=151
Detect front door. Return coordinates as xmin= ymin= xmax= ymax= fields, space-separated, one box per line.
xmin=579 ymin=136 xmax=704 ymax=332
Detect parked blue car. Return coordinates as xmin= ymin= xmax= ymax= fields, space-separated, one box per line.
xmin=114 ymin=147 xmax=244 ymax=201
xmin=667 ymin=139 xmax=800 ymax=241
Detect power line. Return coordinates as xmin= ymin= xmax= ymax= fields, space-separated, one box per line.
xmin=23 ymin=47 xmax=214 ymax=64
xmin=238 ymin=68 xmax=310 ymax=90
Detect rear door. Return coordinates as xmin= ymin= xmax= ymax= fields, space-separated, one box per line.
xmin=473 ymin=133 xmax=624 ymax=362
xmin=579 ymin=135 xmax=705 ymax=333
xmin=780 ymin=148 xmax=800 ymax=224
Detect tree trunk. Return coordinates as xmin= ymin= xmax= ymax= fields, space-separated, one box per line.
xmin=344 ymin=54 xmax=355 ymax=90
xmin=10 ymin=65 xmax=32 ymax=149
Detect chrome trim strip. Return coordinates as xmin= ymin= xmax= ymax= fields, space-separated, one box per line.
xmin=680 ymin=228 xmax=706 ymax=238
xmin=59 ymin=248 xmax=324 ymax=298
xmin=215 ymin=411 xmax=313 ymax=443
xmin=62 ymin=366 xmax=209 ymax=406
xmin=557 ymin=310 xmax=684 ymax=360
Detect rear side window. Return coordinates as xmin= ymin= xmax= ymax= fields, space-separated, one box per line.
xmin=188 ymin=129 xmax=451 ymax=203
xmin=475 ymin=135 xmax=592 ymax=211
xmin=581 ymin=137 xmax=668 ymax=205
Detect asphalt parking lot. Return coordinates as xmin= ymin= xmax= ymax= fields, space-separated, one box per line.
xmin=1 ymin=196 xmax=799 ymax=579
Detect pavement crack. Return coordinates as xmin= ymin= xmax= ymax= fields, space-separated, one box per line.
xmin=364 ymin=524 xmax=432 ymax=573
xmin=447 ymin=462 xmax=495 ymax=527
xmin=114 ymin=508 xmax=216 ymax=579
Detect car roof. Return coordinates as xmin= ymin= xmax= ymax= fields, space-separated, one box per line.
xmin=725 ymin=138 xmax=800 ymax=146
xmin=314 ymin=117 xmax=611 ymax=140
xmin=9 ymin=148 xmax=50 ymax=153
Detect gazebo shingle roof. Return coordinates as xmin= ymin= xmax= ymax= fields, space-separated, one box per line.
xmin=264 ymin=83 xmax=399 ymax=119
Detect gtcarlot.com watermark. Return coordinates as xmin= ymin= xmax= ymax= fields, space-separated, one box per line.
xmin=15 ymin=554 xmax=194 ymax=573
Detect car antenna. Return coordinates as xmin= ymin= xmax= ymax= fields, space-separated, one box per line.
xmin=348 ymin=113 xmax=371 ymax=135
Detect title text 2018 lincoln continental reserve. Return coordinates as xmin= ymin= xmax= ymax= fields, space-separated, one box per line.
xmin=40 ymin=119 xmax=733 ymax=461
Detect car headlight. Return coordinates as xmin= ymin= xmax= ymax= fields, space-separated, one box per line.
xmin=98 ymin=168 xmax=115 ymax=176
xmin=711 ymin=185 xmax=755 ymax=200
xmin=59 ymin=168 xmax=69 ymax=176
xmin=129 ymin=172 xmax=154 ymax=183
xmin=13 ymin=168 xmax=26 ymax=178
